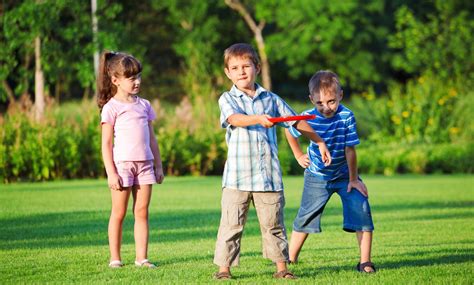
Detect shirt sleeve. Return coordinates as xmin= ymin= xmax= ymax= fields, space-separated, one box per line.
xmin=345 ymin=113 xmax=360 ymax=146
xmin=288 ymin=125 xmax=302 ymax=138
xmin=101 ymin=103 xmax=116 ymax=126
xmin=272 ymin=94 xmax=297 ymax=128
xmin=146 ymin=99 xmax=156 ymax=121
xmin=218 ymin=93 xmax=243 ymax=128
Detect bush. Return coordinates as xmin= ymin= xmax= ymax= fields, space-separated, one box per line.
xmin=357 ymin=143 xmax=474 ymax=175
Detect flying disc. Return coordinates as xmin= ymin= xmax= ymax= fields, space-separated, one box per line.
xmin=268 ymin=114 xmax=316 ymax=123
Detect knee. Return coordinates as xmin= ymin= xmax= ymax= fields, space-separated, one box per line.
xmin=134 ymin=206 xmax=149 ymax=220
xmin=110 ymin=210 xmax=126 ymax=222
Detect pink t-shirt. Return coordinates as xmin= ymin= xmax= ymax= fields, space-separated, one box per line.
xmin=101 ymin=96 xmax=156 ymax=162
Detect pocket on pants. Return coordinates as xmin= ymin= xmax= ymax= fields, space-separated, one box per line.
xmin=222 ymin=188 xmax=248 ymax=227
xmin=258 ymin=193 xmax=284 ymax=228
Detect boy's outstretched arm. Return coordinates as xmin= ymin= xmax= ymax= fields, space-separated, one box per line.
xmin=345 ymin=146 xmax=368 ymax=197
xmin=284 ymin=129 xmax=310 ymax=168
xmin=227 ymin=114 xmax=274 ymax=128
xmin=294 ymin=120 xmax=331 ymax=166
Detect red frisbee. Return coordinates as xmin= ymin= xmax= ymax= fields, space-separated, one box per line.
xmin=268 ymin=114 xmax=316 ymax=123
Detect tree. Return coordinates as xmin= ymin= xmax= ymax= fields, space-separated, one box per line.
xmin=224 ymin=0 xmax=272 ymax=90
xmin=389 ymin=1 xmax=474 ymax=82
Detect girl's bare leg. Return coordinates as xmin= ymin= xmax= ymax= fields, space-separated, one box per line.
xmin=108 ymin=187 xmax=132 ymax=262
xmin=132 ymin=184 xmax=153 ymax=263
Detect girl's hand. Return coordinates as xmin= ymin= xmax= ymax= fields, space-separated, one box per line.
xmin=108 ymin=173 xmax=122 ymax=191
xmin=296 ymin=153 xmax=310 ymax=168
xmin=258 ymin=115 xmax=274 ymax=128
xmin=318 ymin=142 xmax=332 ymax=166
xmin=347 ymin=180 xmax=368 ymax=197
xmin=155 ymin=166 xmax=164 ymax=184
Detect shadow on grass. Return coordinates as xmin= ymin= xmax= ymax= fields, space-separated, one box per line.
xmin=2 ymin=199 xmax=471 ymax=250
xmin=372 ymin=200 xmax=473 ymax=212
xmin=2 ymin=208 xmax=312 ymax=250
xmin=286 ymin=249 xmax=474 ymax=279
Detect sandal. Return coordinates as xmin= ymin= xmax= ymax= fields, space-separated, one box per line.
xmin=214 ymin=271 xmax=232 ymax=280
xmin=356 ymin=261 xmax=376 ymax=273
xmin=135 ymin=259 xmax=157 ymax=268
xmin=274 ymin=270 xmax=297 ymax=279
xmin=108 ymin=260 xmax=123 ymax=268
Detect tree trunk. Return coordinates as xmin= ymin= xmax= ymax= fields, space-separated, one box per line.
xmin=35 ymin=36 xmax=45 ymax=121
xmin=91 ymin=0 xmax=99 ymax=99
xmin=2 ymin=80 xmax=15 ymax=104
xmin=224 ymin=0 xmax=272 ymax=91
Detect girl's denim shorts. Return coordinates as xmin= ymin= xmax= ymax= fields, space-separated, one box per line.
xmin=293 ymin=170 xmax=374 ymax=233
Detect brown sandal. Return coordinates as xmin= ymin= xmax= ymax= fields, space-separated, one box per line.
xmin=274 ymin=270 xmax=297 ymax=279
xmin=214 ymin=271 xmax=232 ymax=280
xmin=356 ymin=261 xmax=376 ymax=273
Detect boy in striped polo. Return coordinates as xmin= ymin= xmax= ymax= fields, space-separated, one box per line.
xmin=285 ymin=70 xmax=376 ymax=273
xmin=213 ymin=44 xmax=331 ymax=280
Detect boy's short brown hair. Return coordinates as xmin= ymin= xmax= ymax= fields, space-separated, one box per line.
xmin=308 ymin=70 xmax=342 ymax=97
xmin=224 ymin=43 xmax=260 ymax=68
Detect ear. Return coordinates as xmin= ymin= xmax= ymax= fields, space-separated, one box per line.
xmin=339 ymin=90 xmax=344 ymax=100
xmin=255 ymin=64 xmax=261 ymax=75
xmin=224 ymin=67 xmax=232 ymax=80
xmin=308 ymin=94 xmax=315 ymax=105
xmin=111 ymin=76 xmax=120 ymax=86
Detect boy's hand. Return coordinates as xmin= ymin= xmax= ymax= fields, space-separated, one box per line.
xmin=155 ymin=166 xmax=164 ymax=184
xmin=258 ymin=115 xmax=274 ymax=128
xmin=108 ymin=173 xmax=122 ymax=191
xmin=318 ymin=142 xmax=332 ymax=166
xmin=347 ymin=180 xmax=368 ymax=197
xmin=296 ymin=153 xmax=310 ymax=168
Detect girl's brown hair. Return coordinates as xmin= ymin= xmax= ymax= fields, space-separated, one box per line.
xmin=97 ymin=51 xmax=142 ymax=110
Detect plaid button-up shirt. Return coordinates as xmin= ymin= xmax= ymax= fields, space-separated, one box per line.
xmin=218 ymin=84 xmax=297 ymax=192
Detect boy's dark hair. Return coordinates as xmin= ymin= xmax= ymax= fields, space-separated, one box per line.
xmin=308 ymin=70 xmax=342 ymax=97
xmin=224 ymin=43 xmax=260 ymax=68
xmin=97 ymin=50 xmax=142 ymax=110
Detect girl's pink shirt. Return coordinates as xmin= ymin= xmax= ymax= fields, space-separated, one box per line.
xmin=101 ymin=96 xmax=156 ymax=162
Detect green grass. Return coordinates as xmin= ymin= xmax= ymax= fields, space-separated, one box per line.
xmin=0 ymin=175 xmax=473 ymax=284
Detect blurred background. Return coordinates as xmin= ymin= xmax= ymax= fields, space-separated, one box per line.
xmin=1 ymin=0 xmax=473 ymax=182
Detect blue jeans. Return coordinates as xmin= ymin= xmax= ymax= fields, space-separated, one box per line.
xmin=293 ymin=170 xmax=374 ymax=233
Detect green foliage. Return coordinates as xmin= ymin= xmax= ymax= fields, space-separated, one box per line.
xmin=389 ymin=2 xmax=474 ymax=81
xmin=357 ymin=143 xmax=474 ymax=175
xmin=0 ymin=101 xmax=101 ymax=182
xmin=264 ymin=0 xmax=390 ymax=91
xmin=351 ymin=76 xmax=474 ymax=144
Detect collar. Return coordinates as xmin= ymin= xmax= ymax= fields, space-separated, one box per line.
xmin=230 ymin=84 xmax=267 ymax=99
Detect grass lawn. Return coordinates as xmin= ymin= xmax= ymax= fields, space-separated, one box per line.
xmin=0 ymin=175 xmax=473 ymax=284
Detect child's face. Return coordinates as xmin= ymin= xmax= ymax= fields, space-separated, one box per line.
xmin=224 ymin=56 xmax=260 ymax=92
xmin=112 ymin=73 xmax=142 ymax=96
xmin=310 ymin=90 xmax=343 ymax=118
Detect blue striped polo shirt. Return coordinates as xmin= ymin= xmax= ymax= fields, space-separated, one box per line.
xmin=289 ymin=104 xmax=360 ymax=180
xmin=219 ymin=84 xmax=297 ymax=191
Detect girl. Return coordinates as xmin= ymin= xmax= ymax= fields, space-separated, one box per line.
xmin=97 ymin=51 xmax=164 ymax=268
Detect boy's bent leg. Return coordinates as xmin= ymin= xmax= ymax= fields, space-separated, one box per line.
xmin=289 ymin=231 xmax=308 ymax=263
xmin=253 ymin=191 xmax=289 ymax=263
xmin=214 ymin=188 xmax=251 ymax=267
xmin=357 ymin=231 xmax=373 ymax=263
